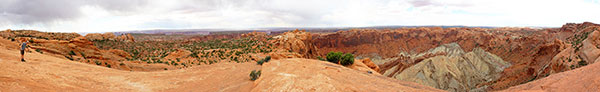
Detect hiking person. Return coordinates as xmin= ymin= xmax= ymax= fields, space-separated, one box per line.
xmin=20 ymin=40 xmax=28 ymax=62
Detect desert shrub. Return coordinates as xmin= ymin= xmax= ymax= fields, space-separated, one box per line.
xmin=35 ymin=49 xmax=42 ymax=54
xmin=95 ymin=61 xmax=101 ymax=65
xmin=326 ymin=51 xmax=355 ymax=66
xmin=326 ymin=52 xmax=343 ymax=64
xmin=120 ymin=63 xmax=125 ymax=66
xmin=199 ymin=60 xmax=206 ymax=64
xmin=106 ymin=64 xmax=111 ymax=68
xmin=28 ymin=39 xmax=34 ymax=43
xmin=257 ymin=56 xmax=271 ymax=65
xmin=64 ymin=56 xmax=74 ymax=60
xmin=189 ymin=52 xmax=199 ymax=58
xmin=317 ymin=56 xmax=326 ymax=61
xmin=249 ymin=70 xmax=262 ymax=81
xmin=69 ymin=51 xmax=76 ymax=56
xmin=79 ymin=52 xmax=86 ymax=59
xmin=156 ymin=59 xmax=162 ymax=63
xmin=340 ymin=53 xmax=355 ymax=66
xmin=578 ymin=60 xmax=588 ymax=67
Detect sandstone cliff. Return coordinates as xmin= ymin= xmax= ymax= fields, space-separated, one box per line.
xmin=270 ymin=29 xmax=319 ymax=59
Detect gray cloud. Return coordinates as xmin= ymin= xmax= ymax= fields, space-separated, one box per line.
xmin=410 ymin=0 xmax=436 ymax=7
xmin=0 ymin=0 xmax=148 ymax=24
xmin=409 ymin=0 xmax=472 ymax=8
xmin=0 ymin=0 xmax=389 ymax=27
xmin=0 ymin=0 xmax=83 ymax=24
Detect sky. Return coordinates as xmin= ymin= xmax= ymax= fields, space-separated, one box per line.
xmin=0 ymin=0 xmax=599 ymax=32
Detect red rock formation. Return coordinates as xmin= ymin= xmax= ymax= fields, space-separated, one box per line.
xmin=85 ymin=32 xmax=135 ymax=42
xmin=501 ymin=59 xmax=600 ymax=92
xmin=270 ymin=29 xmax=319 ymax=59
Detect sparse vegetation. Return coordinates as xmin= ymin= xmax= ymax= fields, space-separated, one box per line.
xmin=257 ymin=56 xmax=271 ymax=65
xmin=79 ymin=52 xmax=86 ymax=59
xmin=64 ymin=56 xmax=74 ymax=60
xmin=578 ymin=60 xmax=588 ymax=67
xmin=92 ymin=35 xmax=273 ymax=66
xmin=317 ymin=56 xmax=326 ymax=61
xmin=35 ymin=49 xmax=42 ymax=54
xmin=249 ymin=70 xmax=262 ymax=81
xmin=95 ymin=60 xmax=101 ymax=65
xmin=69 ymin=51 xmax=76 ymax=56
xmin=568 ymin=31 xmax=591 ymax=52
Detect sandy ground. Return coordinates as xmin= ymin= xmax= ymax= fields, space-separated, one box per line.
xmin=253 ymin=58 xmax=444 ymax=92
xmin=0 ymin=46 xmax=260 ymax=92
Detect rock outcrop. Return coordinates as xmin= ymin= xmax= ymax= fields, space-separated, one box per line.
xmin=349 ymin=58 xmax=382 ymax=75
xmin=501 ymin=59 xmax=600 ymax=92
xmin=0 ymin=30 xmax=145 ymax=70
xmin=270 ymin=29 xmax=319 ymax=59
xmin=164 ymin=49 xmax=192 ymax=60
xmin=84 ymin=32 xmax=135 ymax=42
xmin=392 ymin=43 xmax=510 ymax=92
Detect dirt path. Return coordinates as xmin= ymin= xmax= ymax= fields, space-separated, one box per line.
xmin=0 ymin=46 xmax=260 ymax=92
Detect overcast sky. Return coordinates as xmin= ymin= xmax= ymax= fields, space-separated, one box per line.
xmin=1 ymin=0 xmax=599 ymax=32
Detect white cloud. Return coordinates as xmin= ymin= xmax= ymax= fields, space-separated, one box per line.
xmin=0 ymin=0 xmax=599 ymax=32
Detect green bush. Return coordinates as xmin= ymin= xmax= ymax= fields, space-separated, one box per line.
xmin=578 ymin=60 xmax=588 ymax=67
xmin=257 ymin=56 xmax=271 ymax=65
xmin=65 ymin=56 xmax=74 ymax=60
xmin=317 ymin=56 xmax=326 ymax=61
xmin=326 ymin=51 xmax=355 ymax=66
xmin=340 ymin=53 xmax=355 ymax=66
xmin=326 ymin=52 xmax=343 ymax=64
xmin=35 ymin=49 xmax=42 ymax=54
xmin=79 ymin=52 xmax=86 ymax=59
xmin=69 ymin=51 xmax=76 ymax=55
xmin=249 ymin=70 xmax=262 ymax=81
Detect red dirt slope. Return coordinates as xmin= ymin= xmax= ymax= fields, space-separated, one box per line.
xmin=501 ymin=60 xmax=600 ymax=92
